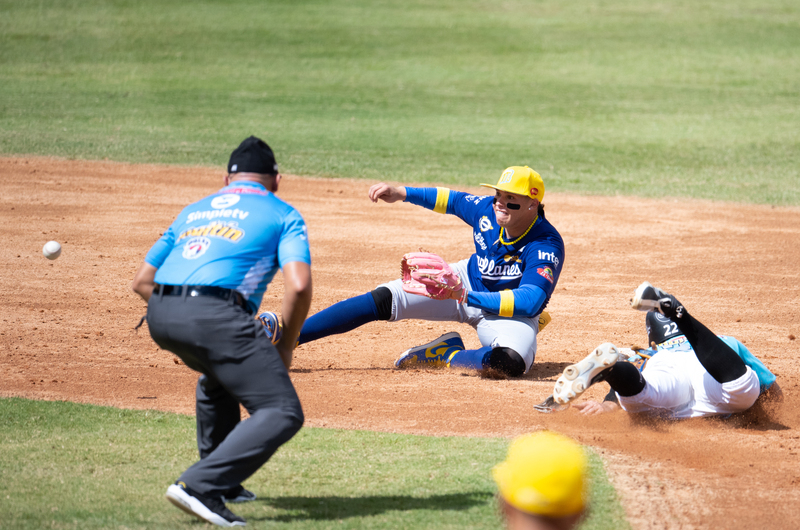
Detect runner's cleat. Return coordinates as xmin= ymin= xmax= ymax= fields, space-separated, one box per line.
xmin=631 ymin=282 xmax=683 ymax=319
xmin=553 ymin=343 xmax=621 ymax=405
xmin=394 ymin=332 xmax=465 ymax=368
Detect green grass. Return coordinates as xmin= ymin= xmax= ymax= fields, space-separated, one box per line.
xmin=1 ymin=0 xmax=798 ymax=205
xmin=0 ymin=397 xmax=629 ymax=529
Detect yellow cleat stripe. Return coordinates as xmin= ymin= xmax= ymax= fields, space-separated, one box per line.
xmin=446 ymin=349 xmax=460 ymax=367
xmin=499 ymin=290 xmax=515 ymax=318
xmin=433 ymin=187 xmax=450 ymax=214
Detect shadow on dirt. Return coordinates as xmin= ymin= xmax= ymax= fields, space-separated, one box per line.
xmin=251 ymin=491 xmax=493 ymax=522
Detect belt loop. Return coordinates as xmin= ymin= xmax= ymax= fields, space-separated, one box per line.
xmin=182 ymin=284 xmax=189 ymax=301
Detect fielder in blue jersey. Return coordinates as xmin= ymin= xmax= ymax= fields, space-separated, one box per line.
xmin=260 ymin=166 xmax=564 ymax=377
xmin=132 ymin=136 xmax=312 ymax=527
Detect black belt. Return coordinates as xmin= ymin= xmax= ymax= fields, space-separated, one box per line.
xmin=154 ymin=284 xmax=252 ymax=314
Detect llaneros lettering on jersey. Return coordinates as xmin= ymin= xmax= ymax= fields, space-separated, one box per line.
xmin=477 ymin=255 xmax=523 ymax=280
xmin=178 ymin=221 xmax=245 ymax=243
xmin=187 ymin=209 xmax=250 ymax=223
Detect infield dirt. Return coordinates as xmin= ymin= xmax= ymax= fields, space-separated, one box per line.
xmin=2 ymin=157 xmax=799 ymax=529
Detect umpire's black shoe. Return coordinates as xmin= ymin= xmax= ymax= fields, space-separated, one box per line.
xmin=222 ymin=485 xmax=257 ymax=503
xmin=631 ymin=282 xmax=684 ymax=319
xmin=166 ymin=482 xmax=246 ymax=527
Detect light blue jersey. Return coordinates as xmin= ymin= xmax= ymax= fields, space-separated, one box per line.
xmin=145 ymin=181 xmax=310 ymax=313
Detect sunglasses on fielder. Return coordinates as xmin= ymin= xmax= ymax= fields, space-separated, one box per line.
xmin=493 ymin=197 xmax=521 ymax=210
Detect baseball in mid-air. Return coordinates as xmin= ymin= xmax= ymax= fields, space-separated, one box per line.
xmin=43 ymin=240 xmax=62 ymax=260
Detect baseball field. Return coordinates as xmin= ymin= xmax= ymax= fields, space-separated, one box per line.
xmin=2 ymin=1 xmax=799 ymax=529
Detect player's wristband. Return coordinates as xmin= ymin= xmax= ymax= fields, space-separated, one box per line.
xmin=457 ymin=287 xmax=469 ymax=305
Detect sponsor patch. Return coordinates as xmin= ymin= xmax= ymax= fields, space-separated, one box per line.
xmin=182 ymin=237 xmax=211 ymax=259
xmin=479 ymin=215 xmax=493 ymax=232
xmin=211 ymin=194 xmax=241 ymax=209
xmin=187 ymin=208 xmax=249 ymax=223
xmin=656 ymin=336 xmax=689 ymax=351
xmin=221 ymin=187 xmax=269 ymax=196
xmin=178 ymin=221 xmax=245 ymax=243
xmin=537 ymin=266 xmax=554 ymax=283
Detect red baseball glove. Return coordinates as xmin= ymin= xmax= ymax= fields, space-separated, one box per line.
xmin=401 ymin=252 xmax=463 ymax=300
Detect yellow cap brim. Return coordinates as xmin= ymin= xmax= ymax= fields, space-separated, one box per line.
xmin=480 ymin=183 xmax=529 ymax=196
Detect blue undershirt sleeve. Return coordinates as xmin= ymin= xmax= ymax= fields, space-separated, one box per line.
xmin=465 ymin=284 xmax=547 ymax=318
xmin=404 ymin=187 xmax=441 ymax=211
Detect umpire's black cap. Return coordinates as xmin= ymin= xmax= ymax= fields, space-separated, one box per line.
xmin=646 ymin=310 xmax=682 ymax=346
xmin=228 ymin=136 xmax=279 ymax=175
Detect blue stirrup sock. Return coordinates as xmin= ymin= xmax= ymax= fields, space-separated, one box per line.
xmin=447 ymin=346 xmax=492 ymax=370
xmin=298 ymin=292 xmax=379 ymax=344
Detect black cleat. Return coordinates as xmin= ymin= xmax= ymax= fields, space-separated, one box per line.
xmin=631 ymin=282 xmax=683 ymax=319
xmin=222 ymin=485 xmax=256 ymax=504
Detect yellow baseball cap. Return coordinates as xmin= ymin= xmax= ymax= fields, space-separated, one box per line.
xmin=481 ymin=166 xmax=544 ymax=202
xmin=492 ymin=431 xmax=587 ymax=517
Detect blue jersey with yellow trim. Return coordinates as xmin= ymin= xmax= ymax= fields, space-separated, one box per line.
xmin=405 ymin=187 xmax=564 ymax=317
xmin=145 ymin=181 xmax=310 ymax=313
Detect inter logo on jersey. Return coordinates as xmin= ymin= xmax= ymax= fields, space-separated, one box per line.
xmin=537 ymin=250 xmax=560 ymax=269
xmin=182 ymin=237 xmax=211 ymax=259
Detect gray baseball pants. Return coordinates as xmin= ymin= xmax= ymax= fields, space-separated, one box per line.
xmin=146 ymin=292 xmax=303 ymax=497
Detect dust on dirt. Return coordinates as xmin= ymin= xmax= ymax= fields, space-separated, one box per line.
xmin=2 ymin=157 xmax=799 ymax=529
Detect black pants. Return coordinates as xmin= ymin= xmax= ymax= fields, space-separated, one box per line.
xmin=147 ymin=293 xmax=303 ymax=497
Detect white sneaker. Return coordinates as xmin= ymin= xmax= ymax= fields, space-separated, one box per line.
xmin=553 ymin=343 xmax=621 ymax=404
xmin=166 ymin=483 xmax=246 ymax=527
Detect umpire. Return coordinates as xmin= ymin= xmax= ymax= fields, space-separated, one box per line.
xmin=131 ymin=136 xmax=312 ymax=527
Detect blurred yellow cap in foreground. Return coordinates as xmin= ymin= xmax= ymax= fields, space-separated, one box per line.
xmin=492 ymin=431 xmax=587 ymax=517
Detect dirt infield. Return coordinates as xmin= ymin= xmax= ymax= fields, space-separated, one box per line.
xmin=2 ymin=157 xmax=799 ymax=529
